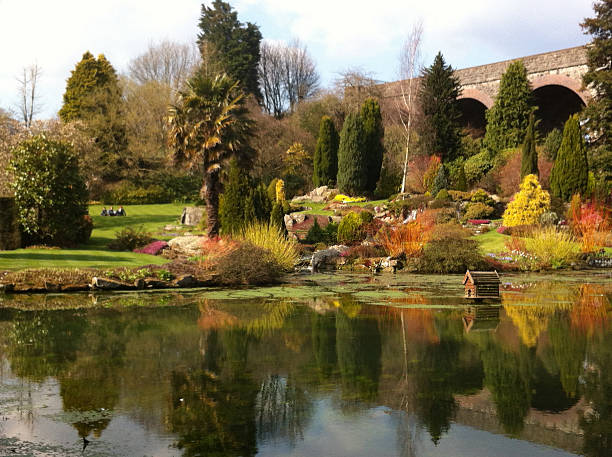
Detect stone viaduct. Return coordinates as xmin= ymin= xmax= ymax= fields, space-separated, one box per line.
xmin=382 ymin=45 xmax=591 ymax=136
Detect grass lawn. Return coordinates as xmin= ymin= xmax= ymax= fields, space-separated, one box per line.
xmin=473 ymin=230 xmax=508 ymax=254
xmin=296 ymin=199 xmax=390 ymax=216
xmin=0 ymin=203 xmax=187 ymax=271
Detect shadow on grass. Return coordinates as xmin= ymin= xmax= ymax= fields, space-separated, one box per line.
xmin=0 ymin=252 xmax=138 ymax=263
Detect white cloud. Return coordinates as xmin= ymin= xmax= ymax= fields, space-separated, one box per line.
xmin=0 ymin=0 xmax=595 ymax=119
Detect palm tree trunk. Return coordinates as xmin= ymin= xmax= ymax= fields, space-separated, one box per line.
xmin=204 ymin=170 xmax=220 ymax=237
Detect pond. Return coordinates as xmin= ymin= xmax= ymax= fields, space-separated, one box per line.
xmin=0 ymin=271 xmax=611 ymax=457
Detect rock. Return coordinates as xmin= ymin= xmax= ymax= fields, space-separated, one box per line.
xmin=291 ymin=195 xmax=311 ymax=203
xmin=293 ymin=213 xmax=306 ymax=224
xmin=175 ymin=274 xmax=200 ymax=288
xmin=284 ymin=214 xmax=294 ymax=228
xmin=60 ymin=284 xmax=89 ymax=292
xmin=0 ymin=283 xmax=15 ymax=293
xmin=181 ymin=206 xmax=205 ymax=226
xmin=167 ymin=235 xmax=204 ymax=257
xmin=330 ymin=216 xmax=343 ymax=224
xmin=44 ymin=282 xmax=61 ymax=292
xmin=312 ymin=185 xmax=328 ymax=196
xmin=134 ymin=278 xmax=145 ymax=289
xmin=164 ymin=224 xmax=182 ymax=231
xmin=144 ymin=279 xmax=171 ymax=289
xmin=91 ymin=277 xmax=128 ymax=290
xmin=310 ymin=195 xmax=326 ymax=203
xmin=490 ymin=194 xmax=501 ymax=203
xmin=311 ymin=245 xmax=349 ymax=271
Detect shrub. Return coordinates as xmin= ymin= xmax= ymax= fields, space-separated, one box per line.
xmin=422 ymin=156 xmax=442 ymax=192
xmin=389 ymin=195 xmax=432 ymax=218
xmin=417 ymin=239 xmax=487 ymax=273
xmin=10 ymin=135 xmax=89 ymax=247
xmin=240 ymin=222 xmax=299 ymax=272
xmin=359 ymin=211 xmax=374 ymax=224
xmin=433 ymin=207 xmax=457 ymax=224
xmin=524 ymin=227 xmax=579 ymax=269
xmin=435 ymin=189 xmax=450 ymax=201
xmin=305 ymin=218 xmax=326 ymax=244
xmin=376 ymin=215 xmax=434 ymax=258
xmin=344 ymin=244 xmax=387 ymax=262
xmin=216 ymin=242 xmax=283 ymax=285
xmin=430 ymin=223 xmax=471 ymax=241
xmin=333 ymin=194 xmax=366 ymax=203
xmin=470 ymin=189 xmax=495 ymax=206
xmin=313 ymin=116 xmax=340 ymax=187
xmin=550 ymin=115 xmax=588 ymax=201
xmin=361 ymin=98 xmax=384 ymax=193
xmin=133 ymin=240 xmax=169 ymax=255
xmin=449 ymin=190 xmax=473 ymax=201
xmin=337 ymin=212 xmax=365 ymax=244
xmin=276 ymin=179 xmax=286 ymax=202
xmin=464 ymin=150 xmax=493 ymax=184
xmin=463 ymin=202 xmax=495 ymax=221
xmin=102 ymin=183 xmax=170 ymax=205
xmin=539 ymin=211 xmax=559 ymax=226
xmin=337 ymin=112 xmax=368 ymax=195
xmin=502 ymin=174 xmax=551 ymax=227
xmin=108 ymin=226 xmax=154 ymax=251
xmin=199 ymin=237 xmax=238 ymax=270
xmin=569 ymin=197 xmax=611 ymax=252
xmin=267 ymin=178 xmax=279 ymax=202
xmin=431 ymin=165 xmax=449 ymax=196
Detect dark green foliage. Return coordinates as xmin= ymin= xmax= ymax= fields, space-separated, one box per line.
xmin=388 ymin=195 xmax=432 ymax=218
xmin=520 ymin=112 xmax=538 ymax=179
xmin=313 ymin=116 xmax=339 ymax=187
xmin=454 ymin=163 xmax=468 ymax=191
xmin=216 ymin=242 xmax=282 ymax=285
xmin=417 ymin=239 xmax=487 ymax=273
xmin=305 ymin=218 xmax=325 ymax=244
xmin=373 ymin=164 xmax=401 ymax=199
xmin=198 ymin=0 xmax=262 ymax=99
xmin=359 ymin=211 xmax=374 ymax=224
xmin=337 ymin=113 xmax=368 ymax=195
xmin=59 ymin=52 xmax=127 ymax=182
xmin=267 ymin=178 xmax=279 ymax=202
xmin=431 ymin=164 xmax=449 ymax=196
xmin=418 ymin=52 xmax=463 ymax=162
xmin=582 ymin=1 xmax=612 ymax=184
xmin=484 ymin=61 xmax=534 ymax=154
xmin=270 ymin=201 xmax=285 ymax=231
xmin=463 ymin=150 xmax=493 ymax=184
xmin=102 ymin=184 xmax=170 ymax=205
xmin=9 ymin=135 xmax=90 ymax=247
xmin=360 ymin=98 xmax=384 ymax=193
xmin=550 ymin=115 xmax=588 ymax=201
xmin=337 ymin=212 xmax=364 ymax=244
xmin=543 ymin=128 xmax=563 ymax=160
xmin=219 ymin=160 xmax=251 ymax=235
xmin=435 ymin=189 xmax=450 ymax=201
xmin=107 ymin=226 xmax=154 ymax=251
xmin=462 ymin=202 xmax=495 ymax=222
xmin=250 ymin=183 xmax=272 ymax=223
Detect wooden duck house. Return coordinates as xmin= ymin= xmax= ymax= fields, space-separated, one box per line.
xmin=463 ymin=270 xmax=501 ymax=299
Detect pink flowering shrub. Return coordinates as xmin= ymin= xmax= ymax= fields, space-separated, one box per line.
xmin=133 ymin=240 xmax=168 ymax=255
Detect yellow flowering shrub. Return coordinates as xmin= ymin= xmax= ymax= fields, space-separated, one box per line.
xmin=502 ymin=174 xmax=550 ymax=227
xmin=333 ymin=194 xmax=366 ymax=203
xmin=275 ymin=179 xmax=285 ymax=202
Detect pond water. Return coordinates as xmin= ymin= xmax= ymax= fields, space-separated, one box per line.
xmin=1 ymin=272 xmax=611 ymax=457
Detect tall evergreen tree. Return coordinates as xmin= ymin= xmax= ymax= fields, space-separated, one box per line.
xmin=520 ymin=112 xmax=538 ymax=179
xmin=337 ymin=112 xmax=367 ymax=196
xmin=484 ymin=61 xmax=533 ymax=154
xmin=313 ymin=116 xmax=339 ymax=187
xmin=360 ymin=98 xmax=384 ymax=193
xmin=418 ymin=52 xmax=463 ymax=162
xmin=219 ymin=159 xmax=250 ymax=235
xmin=581 ymin=0 xmax=612 ymax=184
xmin=59 ymin=52 xmax=127 ymax=182
xmin=550 ymin=115 xmax=588 ymax=201
xmin=198 ymin=0 xmax=262 ymax=100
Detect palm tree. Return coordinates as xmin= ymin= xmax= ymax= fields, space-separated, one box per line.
xmin=167 ymin=71 xmax=253 ymax=237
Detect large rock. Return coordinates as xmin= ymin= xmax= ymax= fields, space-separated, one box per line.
xmin=311 ymin=245 xmax=350 ymax=271
xmin=167 ymin=235 xmax=204 ymax=257
xmin=91 ymin=277 xmax=130 ymax=290
xmin=181 ymin=206 xmax=205 ymax=226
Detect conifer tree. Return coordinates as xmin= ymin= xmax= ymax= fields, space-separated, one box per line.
xmin=313 ymin=116 xmax=339 ymax=187
xmin=337 ymin=112 xmax=367 ymax=196
xmin=431 ymin=165 xmax=449 ymax=197
xmin=454 ymin=164 xmax=468 ymax=191
xmin=418 ymin=52 xmax=462 ymax=162
xmin=520 ymin=112 xmax=538 ymax=179
xmin=361 ymin=98 xmax=384 ymax=193
xmin=198 ymin=0 xmax=262 ymax=99
xmin=484 ymin=61 xmax=533 ymax=154
xmin=59 ymin=52 xmax=127 ymax=182
xmin=270 ymin=201 xmax=285 ymax=231
xmin=550 ymin=115 xmax=588 ymax=201
xmin=581 ymin=0 xmax=612 ymax=183
xmin=219 ymin=159 xmax=250 ymax=234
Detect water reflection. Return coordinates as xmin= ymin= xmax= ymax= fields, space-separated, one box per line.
xmin=0 ymin=277 xmax=610 ymax=456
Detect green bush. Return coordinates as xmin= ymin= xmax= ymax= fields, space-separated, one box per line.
xmin=9 ymin=135 xmax=90 ymax=247
xmin=305 ymin=219 xmax=338 ymax=245
xmin=389 ymin=195 xmax=432 ymax=217
xmin=359 ymin=211 xmax=374 ymax=224
xmin=240 ymin=222 xmax=298 ymax=272
xmin=108 ymin=226 xmax=154 ymax=251
xmin=543 ymin=128 xmax=562 ymax=160
xmin=435 ymin=189 xmax=450 ymax=201
xmin=463 ymin=150 xmax=493 ymax=184
xmin=102 ymin=184 xmax=170 ymax=205
xmin=267 ymin=178 xmax=279 ymax=202
xmin=417 ymin=239 xmax=487 ymax=273
xmin=470 ymin=189 xmax=495 ymax=206
xmin=216 ymin=242 xmax=283 ymax=285
xmin=463 ymin=202 xmax=495 ymax=221
xmin=337 ymin=212 xmax=364 ymax=244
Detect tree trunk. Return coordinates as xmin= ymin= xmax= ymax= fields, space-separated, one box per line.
xmin=204 ymin=170 xmax=220 ymax=237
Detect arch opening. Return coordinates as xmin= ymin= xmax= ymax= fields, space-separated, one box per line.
xmin=532 ymin=85 xmax=585 ymax=135
xmin=458 ymin=98 xmax=487 ymax=138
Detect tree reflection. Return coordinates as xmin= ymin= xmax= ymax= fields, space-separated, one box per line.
xmin=312 ymin=312 xmax=337 ymax=380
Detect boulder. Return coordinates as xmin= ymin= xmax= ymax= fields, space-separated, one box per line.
xmin=181 ymin=206 xmax=205 ymax=226
xmin=44 ymin=282 xmax=61 ymax=292
xmin=174 ymin=274 xmax=201 ymax=288
xmin=0 ymin=283 xmax=15 ymax=293
xmin=167 ymin=235 xmax=204 ymax=257
xmin=91 ymin=277 xmax=129 ymax=290
xmin=144 ymin=279 xmax=171 ymax=289
xmin=311 ymin=245 xmax=350 ymax=271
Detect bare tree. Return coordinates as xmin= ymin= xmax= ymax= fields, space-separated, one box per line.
xmin=334 ymin=67 xmax=383 ymax=112
xmin=258 ymin=39 xmax=319 ymax=118
xmin=128 ymin=40 xmax=200 ymax=92
xmin=16 ymin=64 xmax=42 ymax=129
xmin=396 ymin=22 xmax=423 ymax=194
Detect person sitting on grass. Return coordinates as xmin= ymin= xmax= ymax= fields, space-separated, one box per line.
xmin=100 ymin=207 xmax=108 ymax=216
xmin=108 ymin=207 xmax=116 ymax=216
xmin=117 ymin=206 xmax=126 ymax=216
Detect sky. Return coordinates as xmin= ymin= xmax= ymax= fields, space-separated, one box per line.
xmin=0 ymin=0 xmax=595 ymax=120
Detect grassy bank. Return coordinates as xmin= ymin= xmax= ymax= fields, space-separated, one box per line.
xmin=0 ymin=203 xmax=186 ymax=270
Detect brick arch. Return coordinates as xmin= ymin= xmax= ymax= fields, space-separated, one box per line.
xmin=530 ymin=74 xmax=590 ymax=105
xmin=458 ymin=88 xmax=494 ymax=109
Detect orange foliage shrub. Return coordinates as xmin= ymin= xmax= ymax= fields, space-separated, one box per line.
xmin=376 ymin=214 xmax=434 ymax=257
xmin=405 ymin=155 xmax=433 ymax=193
xmin=504 ymin=235 xmax=527 ymax=253
xmin=569 ymin=195 xmax=611 ymax=252
xmin=199 ymin=237 xmax=238 ymax=270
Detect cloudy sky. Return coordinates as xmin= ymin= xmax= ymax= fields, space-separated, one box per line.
xmin=0 ymin=0 xmax=595 ymax=119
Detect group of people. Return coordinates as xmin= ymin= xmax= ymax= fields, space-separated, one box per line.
xmin=100 ymin=206 xmax=126 ymax=217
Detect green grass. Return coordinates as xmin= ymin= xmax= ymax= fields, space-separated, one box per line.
xmin=295 ymin=199 xmax=390 ymax=216
xmin=0 ymin=203 xmax=187 ymax=270
xmin=473 ymin=230 xmax=508 ymax=254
